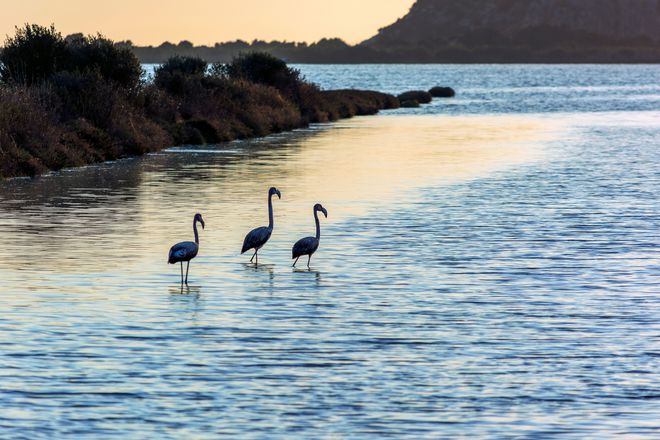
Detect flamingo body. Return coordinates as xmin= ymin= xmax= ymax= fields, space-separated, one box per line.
xmin=292 ymin=203 xmax=327 ymax=269
xmin=242 ymin=187 xmax=281 ymax=264
xmin=168 ymin=241 xmax=199 ymax=264
xmin=292 ymin=237 xmax=319 ymax=259
xmin=168 ymin=213 xmax=204 ymax=284
xmin=242 ymin=227 xmax=272 ymax=254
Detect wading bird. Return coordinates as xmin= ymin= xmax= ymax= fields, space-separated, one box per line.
xmin=168 ymin=213 xmax=205 ymax=284
xmin=292 ymin=203 xmax=328 ymax=269
xmin=241 ymin=187 xmax=281 ymax=264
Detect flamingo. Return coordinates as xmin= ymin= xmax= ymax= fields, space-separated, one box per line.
xmin=241 ymin=187 xmax=281 ymax=264
xmin=168 ymin=213 xmax=205 ymax=284
xmin=292 ymin=203 xmax=328 ymax=269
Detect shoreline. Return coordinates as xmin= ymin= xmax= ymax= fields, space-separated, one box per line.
xmin=0 ymin=88 xmax=398 ymax=180
xmin=0 ymin=27 xmax=400 ymax=180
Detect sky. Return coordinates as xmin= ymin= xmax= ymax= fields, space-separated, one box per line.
xmin=0 ymin=0 xmax=415 ymax=46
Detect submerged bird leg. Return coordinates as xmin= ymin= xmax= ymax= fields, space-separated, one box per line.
xmin=250 ymin=249 xmax=257 ymax=263
xmin=185 ymin=261 xmax=190 ymax=284
xmin=255 ymin=250 xmax=259 ymax=265
xmin=180 ymin=262 xmax=184 ymax=284
xmin=293 ymin=256 xmax=299 ymax=267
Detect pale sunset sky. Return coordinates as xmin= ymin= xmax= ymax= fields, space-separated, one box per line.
xmin=0 ymin=0 xmax=415 ymax=45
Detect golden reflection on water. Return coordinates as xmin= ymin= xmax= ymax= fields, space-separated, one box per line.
xmin=269 ymin=115 xmax=555 ymax=216
xmin=0 ymin=114 xmax=559 ymax=280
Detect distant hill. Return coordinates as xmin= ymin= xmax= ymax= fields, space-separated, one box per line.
xmin=361 ymin=0 xmax=660 ymax=62
xmin=129 ymin=0 xmax=660 ymax=63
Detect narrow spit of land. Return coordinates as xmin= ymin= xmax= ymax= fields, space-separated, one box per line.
xmin=0 ymin=25 xmax=399 ymax=179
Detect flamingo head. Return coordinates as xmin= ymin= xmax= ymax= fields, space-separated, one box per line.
xmin=269 ymin=187 xmax=281 ymax=199
xmin=194 ymin=213 xmax=205 ymax=229
xmin=314 ymin=203 xmax=328 ymax=218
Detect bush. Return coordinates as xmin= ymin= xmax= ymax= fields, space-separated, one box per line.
xmin=66 ymin=34 xmax=143 ymax=90
xmin=154 ymin=56 xmax=207 ymax=94
xmin=0 ymin=87 xmax=55 ymax=175
xmin=157 ymin=55 xmax=207 ymax=77
xmin=49 ymin=70 xmax=117 ymax=126
xmin=214 ymin=52 xmax=303 ymax=96
xmin=0 ymin=24 xmax=68 ymax=85
xmin=397 ymin=90 xmax=432 ymax=104
xmin=0 ymin=25 xmax=143 ymax=90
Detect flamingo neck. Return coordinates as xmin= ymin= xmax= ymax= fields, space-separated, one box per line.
xmin=315 ymin=209 xmax=321 ymax=240
xmin=193 ymin=219 xmax=200 ymax=244
xmin=268 ymin=193 xmax=274 ymax=229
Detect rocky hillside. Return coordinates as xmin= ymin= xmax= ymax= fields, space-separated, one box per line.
xmin=362 ymin=0 xmax=660 ymax=62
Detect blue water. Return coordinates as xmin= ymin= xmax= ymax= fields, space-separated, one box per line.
xmin=1 ymin=65 xmax=659 ymax=438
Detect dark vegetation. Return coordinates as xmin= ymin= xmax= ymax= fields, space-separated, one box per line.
xmin=129 ymin=38 xmax=384 ymax=64
xmin=0 ymin=25 xmax=398 ymax=179
xmin=128 ymin=33 xmax=660 ymax=64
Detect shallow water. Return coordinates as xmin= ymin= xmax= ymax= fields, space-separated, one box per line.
xmin=1 ymin=65 xmax=659 ymax=438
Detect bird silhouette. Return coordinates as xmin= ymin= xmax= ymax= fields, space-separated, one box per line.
xmin=168 ymin=213 xmax=205 ymax=284
xmin=241 ymin=187 xmax=281 ymax=264
xmin=292 ymin=203 xmax=327 ymax=269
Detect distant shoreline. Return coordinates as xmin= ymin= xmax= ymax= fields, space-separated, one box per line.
xmin=126 ymin=36 xmax=660 ymax=65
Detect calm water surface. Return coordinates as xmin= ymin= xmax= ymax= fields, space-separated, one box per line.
xmin=1 ymin=65 xmax=659 ymax=438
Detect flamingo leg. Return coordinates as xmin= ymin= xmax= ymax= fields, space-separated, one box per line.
xmin=307 ymin=255 xmax=311 ymax=269
xmin=185 ymin=261 xmax=190 ymax=284
xmin=255 ymin=250 xmax=258 ymax=265
xmin=180 ymin=262 xmax=184 ymax=284
xmin=293 ymin=257 xmax=299 ymax=267
xmin=250 ymin=249 xmax=257 ymax=263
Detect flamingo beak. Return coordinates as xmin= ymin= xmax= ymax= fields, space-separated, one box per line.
xmin=200 ymin=219 xmax=205 ymax=229
xmin=276 ymin=190 xmax=281 ymax=199
xmin=322 ymin=207 xmax=328 ymax=218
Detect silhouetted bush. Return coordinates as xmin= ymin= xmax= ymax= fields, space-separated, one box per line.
xmin=50 ymin=70 xmax=116 ymax=126
xmin=397 ymin=90 xmax=432 ymax=104
xmin=0 ymin=24 xmax=68 ymax=85
xmin=213 ymin=52 xmax=303 ymax=96
xmin=429 ymin=86 xmax=455 ymax=98
xmin=0 ymin=25 xmax=142 ymax=89
xmin=65 ymin=34 xmax=143 ymax=90
xmin=154 ymin=56 xmax=207 ymax=94
xmin=157 ymin=55 xmax=207 ymax=77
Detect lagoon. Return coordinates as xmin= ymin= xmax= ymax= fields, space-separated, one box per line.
xmin=1 ymin=65 xmax=659 ymax=438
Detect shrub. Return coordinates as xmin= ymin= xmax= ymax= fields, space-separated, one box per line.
xmin=49 ymin=70 xmax=117 ymax=126
xmin=0 ymin=25 xmax=143 ymax=90
xmin=156 ymin=55 xmax=207 ymax=77
xmin=154 ymin=56 xmax=207 ymax=94
xmin=0 ymin=85 xmax=83 ymax=176
xmin=0 ymin=24 xmax=68 ymax=85
xmin=214 ymin=52 xmax=302 ymax=96
xmin=397 ymin=90 xmax=432 ymax=104
xmin=66 ymin=34 xmax=143 ymax=90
